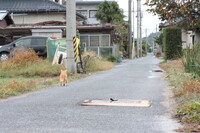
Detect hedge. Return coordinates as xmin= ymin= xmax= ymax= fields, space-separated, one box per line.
xmin=163 ymin=27 xmax=182 ymax=60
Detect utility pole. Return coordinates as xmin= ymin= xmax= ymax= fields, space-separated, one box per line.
xmin=156 ymin=24 xmax=158 ymax=32
xmin=66 ymin=0 xmax=77 ymax=73
xmin=140 ymin=13 xmax=142 ymax=57
xmin=137 ymin=0 xmax=141 ymax=57
xmin=145 ymin=28 xmax=148 ymax=54
xmin=128 ymin=0 xmax=132 ymax=59
xmin=132 ymin=0 xmax=135 ymax=59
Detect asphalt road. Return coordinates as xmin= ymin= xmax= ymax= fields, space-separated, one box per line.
xmin=0 ymin=54 xmax=181 ymax=133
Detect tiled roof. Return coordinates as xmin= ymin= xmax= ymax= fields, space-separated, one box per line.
xmin=76 ymin=0 xmax=116 ymax=5
xmin=0 ymin=0 xmax=85 ymax=19
xmin=0 ymin=0 xmax=67 ymax=13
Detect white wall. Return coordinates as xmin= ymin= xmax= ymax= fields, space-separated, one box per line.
xmin=182 ymin=29 xmax=193 ymax=49
xmin=13 ymin=13 xmax=65 ymax=25
xmin=32 ymin=29 xmax=62 ymax=38
xmin=76 ymin=5 xmax=98 ymax=18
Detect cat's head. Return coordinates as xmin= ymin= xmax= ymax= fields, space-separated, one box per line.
xmin=61 ymin=69 xmax=67 ymax=74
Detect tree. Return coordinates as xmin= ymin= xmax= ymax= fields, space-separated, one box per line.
xmin=154 ymin=33 xmax=163 ymax=46
xmin=145 ymin=0 xmax=200 ymax=29
xmin=96 ymin=1 xmax=128 ymax=51
xmin=112 ymin=23 xmax=129 ymax=51
xmin=95 ymin=1 xmax=125 ymax=24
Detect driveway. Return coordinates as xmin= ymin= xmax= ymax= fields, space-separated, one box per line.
xmin=0 ymin=54 xmax=181 ymax=133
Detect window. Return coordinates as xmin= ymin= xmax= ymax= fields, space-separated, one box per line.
xmin=89 ymin=10 xmax=97 ymax=18
xmin=32 ymin=38 xmax=46 ymax=46
xmin=77 ymin=10 xmax=88 ymax=17
xmin=101 ymin=35 xmax=110 ymax=46
xmin=90 ymin=36 xmax=99 ymax=46
xmin=15 ymin=39 xmax=31 ymax=48
xmin=80 ymin=36 xmax=89 ymax=46
xmin=80 ymin=34 xmax=110 ymax=47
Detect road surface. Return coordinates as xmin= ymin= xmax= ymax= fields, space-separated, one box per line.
xmin=0 ymin=54 xmax=181 ymax=133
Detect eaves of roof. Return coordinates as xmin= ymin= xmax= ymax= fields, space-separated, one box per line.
xmin=76 ymin=0 xmax=115 ymax=5
xmin=0 ymin=10 xmax=14 ymax=25
xmin=0 ymin=0 xmax=86 ymax=20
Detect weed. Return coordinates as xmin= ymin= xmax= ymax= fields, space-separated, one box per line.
xmin=82 ymin=51 xmax=114 ymax=72
xmin=177 ymin=103 xmax=200 ymax=123
xmin=16 ymin=60 xmax=64 ymax=77
xmin=0 ymin=59 xmax=64 ymax=77
xmin=0 ymin=80 xmax=27 ymax=98
xmin=0 ymin=50 xmax=41 ymax=70
xmin=182 ymin=44 xmax=200 ymax=77
xmin=107 ymin=55 xmax=117 ymax=62
xmin=26 ymin=80 xmax=37 ymax=89
xmin=85 ymin=58 xmax=113 ymax=72
xmin=160 ymin=59 xmax=200 ymax=132
xmin=182 ymin=80 xmax=200 ymax=94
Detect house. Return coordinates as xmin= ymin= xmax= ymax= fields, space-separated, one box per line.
xmin=76 ymin=0 xmax=119 ymax=57
xmin=0 ymin=0 xmax=85 ymax=39
xmin=0 ymin=11 xmax=14 ymax=46
xmin=76 ymin=0 xmax=116 ymax=24
xmin=77 ymin=23 xmax=119 ymax=57
xmin=0 ymin=11 xmax=14 ymax=29
xmin=0 ymin=0 xmax=84 ymax=25
xmin=159 ymin=20 xmax=200 ymax=49
xmin=76 ymin=1 xmax=102 ymax=24
xmin=0 ymin=0 xmax=119 ymax=57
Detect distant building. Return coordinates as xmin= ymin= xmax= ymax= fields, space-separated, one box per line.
xmin=76 ymin=0 xmax=116 ymax=24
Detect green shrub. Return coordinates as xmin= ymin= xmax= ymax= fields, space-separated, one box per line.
xmin=177 ymin=103 xmax=200 ymax=123
xmin=182 ymin=44 xmax=200 ymax=77
xmin=163 ymin=27 xmax=182 ymax=60
xmin=107 ymin=55 xmax=117 ymax=62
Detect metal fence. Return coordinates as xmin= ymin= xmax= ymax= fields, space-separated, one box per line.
xmin=80 ymin=34 xmax=111 ymax=47
xmin=79 ymin=34 xmax=118 ymax=57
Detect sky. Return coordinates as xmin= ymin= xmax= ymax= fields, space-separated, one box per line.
xmin=117 ymin=0 xmax=161 ymax=38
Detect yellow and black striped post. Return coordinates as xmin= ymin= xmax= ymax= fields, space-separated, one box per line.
xmin=73 ymin=36 xmax=80 ymax=62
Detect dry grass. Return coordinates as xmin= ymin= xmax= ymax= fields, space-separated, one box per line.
xmin=82 ymin=51 xmax=114 ymax=72
xmin=85 ymin=58 xmax=114 ymax=72
xmin=82 ymin=51 xmax=97 ymax=58
xmin=0 ymin=50 xmax=64 ymax=77
xmin=160 ymin=59 xmax=184 ymax=72
xmin=0 ymin=80 xmax=29 ymax=98
xmin=182 ymin=80 xmax=200 ymax=94
xmin=160 ymin=59 xmax=200 ymax=132
xmin=0 ymin=50 xmax=41 ymax=70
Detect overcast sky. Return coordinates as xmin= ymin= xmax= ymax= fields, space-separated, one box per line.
xmin=117 ymin=0 xmax=161 ymax=38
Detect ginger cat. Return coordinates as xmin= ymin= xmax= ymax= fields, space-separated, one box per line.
xmin=59 ymin=70 xmax=67 ymax=86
